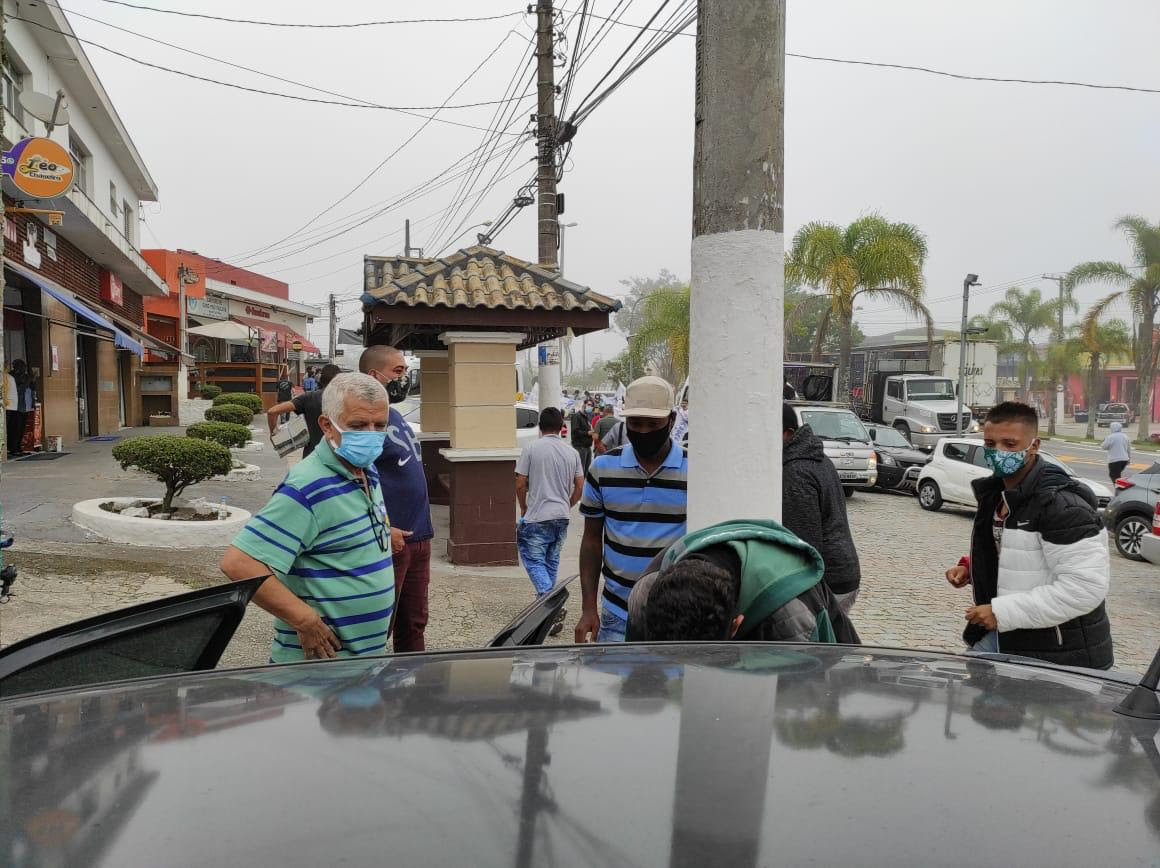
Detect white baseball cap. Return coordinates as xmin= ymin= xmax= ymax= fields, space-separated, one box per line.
xmin=623 ymin=376 xmax=675 ymax=419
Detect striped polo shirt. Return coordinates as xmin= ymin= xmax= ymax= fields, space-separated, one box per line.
xmin=580 ymin=441 xmax=688 ymax=621
xmin=232 ymin=437 xmax=395 ymax=663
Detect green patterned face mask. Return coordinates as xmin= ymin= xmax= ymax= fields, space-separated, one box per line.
xmin=984 ymin=446 xmax=1028 ymax=477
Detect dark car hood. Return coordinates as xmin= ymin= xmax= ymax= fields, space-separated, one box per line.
xmin=3 ymin=645 xmax=1158 ymax=867
xmin=876 ymin=444 xmax=929 ymax=464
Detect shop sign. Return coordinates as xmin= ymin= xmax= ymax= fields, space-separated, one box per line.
xmin=2 ymin=137 xmax=75 ymax=198
xmin=244 ymin=304 xmax=271 ymax=319
xmin=187 ymin=295 xmax=228 ymax=320
xmin=100 ymin=270 xmax=123 ymax=306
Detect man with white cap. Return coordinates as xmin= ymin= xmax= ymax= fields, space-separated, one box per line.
xmin=576 ymin=376 xmax=688 ymax=642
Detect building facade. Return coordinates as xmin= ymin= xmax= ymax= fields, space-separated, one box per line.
xmin=140 ymin=250 xmax=320 ymax=411
xmin=2 ymin=2 xmax=168 ymax=451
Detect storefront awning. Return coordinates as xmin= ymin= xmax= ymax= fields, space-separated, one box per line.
xmin=6 ymin=261 xmax=144 ymax=356
xmin=188 ymin=320 xmax=255 ymax=342
xmin=230 ymin=314 xmax=319 ymax=353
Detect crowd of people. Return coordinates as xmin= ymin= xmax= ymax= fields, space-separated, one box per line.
xmin=220 ymin=352 xmax=1116 ymax=672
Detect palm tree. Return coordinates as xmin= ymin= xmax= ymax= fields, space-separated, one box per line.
xmin=983 ymin=287 xmax=1063 ymax=401
xmin=1069 ymin=215 xmax=1160 ymax=441
xmin=1067 ymin=319 xmax=1131 ymax=439
xmin=630 ymin=284 xmax=690 ymax=384
xmin=786 ymin=214 xmax=931 ymax=398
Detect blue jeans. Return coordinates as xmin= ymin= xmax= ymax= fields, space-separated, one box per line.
xmin=969 ymin=630 xmax=999 ymax=653
xmin=598 ymin=607 xmax=627 ymax=643
xmin=517 ymin=518 xmax=569 ymax=596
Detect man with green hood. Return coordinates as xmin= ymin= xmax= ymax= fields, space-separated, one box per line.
xmin=625 ymin=519 xmax=860 ymax=644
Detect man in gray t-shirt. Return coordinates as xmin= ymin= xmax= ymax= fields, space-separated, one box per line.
xmin=515 ymin=407 xmax=584 ymax=597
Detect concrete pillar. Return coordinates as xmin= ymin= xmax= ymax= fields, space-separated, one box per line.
xmin=416 ymin=350 xmax=451 ymax=506
xmin=688 ymin=0 xmax=784 ymax=531
xmin=537 ymin=340 xmax=562 ymax=412
xmin=439 ymin=331 xmax=525 ymax=565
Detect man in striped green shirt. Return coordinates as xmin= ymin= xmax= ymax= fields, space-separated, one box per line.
xmin=220 ymin=373 xmax=397 ymax=663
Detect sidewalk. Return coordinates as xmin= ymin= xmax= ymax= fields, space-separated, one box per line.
xmin=0 ymin=424 xmax=556 ymax=661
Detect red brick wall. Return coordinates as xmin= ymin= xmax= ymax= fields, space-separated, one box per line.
xmin=3 ymin=204 xmax=144 ymax=327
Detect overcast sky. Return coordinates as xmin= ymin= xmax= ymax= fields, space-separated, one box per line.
xmin=65 ymin=0 xmax=1160 ymax=363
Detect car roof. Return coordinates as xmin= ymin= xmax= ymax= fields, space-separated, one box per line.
xmin=792 ymin=402 xmax=860 ymax=414
xmin=4 ymin=644 xmax=1155 ymax=865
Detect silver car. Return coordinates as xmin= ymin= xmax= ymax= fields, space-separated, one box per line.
xmin=789 ymin=402 xmax=878 ymax=494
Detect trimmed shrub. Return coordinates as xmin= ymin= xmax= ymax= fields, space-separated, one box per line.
xmin=199 ymin=384 xmax=222 ymax=400
xmin=112 ymin=435 xmax=232 ymax=512
xmin=187 ymin=421 xmax=251 ymax=449
xmin=205 ymin=404 xmax=254 ymax=426
xmin=212 ymin=393 xmax=264 ymax=415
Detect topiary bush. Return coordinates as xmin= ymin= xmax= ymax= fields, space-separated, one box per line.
xmin=112 ymin=435 xmax=232 ymax=512
xmin=205 ymin=404 xmax=254 ymax=426
xmin=187 ymin=421 xmax=251 ymax=449
xmin=199 ymin=384 xmax=222 ymax=400
xmin=212 ymin=393 xmax=264 ymax=415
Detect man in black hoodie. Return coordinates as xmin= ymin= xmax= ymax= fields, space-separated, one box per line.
xmin=945 ymin=401 xmax=1113 ymax=669
xmin=782 ymin=405 xmax=861 ymax=612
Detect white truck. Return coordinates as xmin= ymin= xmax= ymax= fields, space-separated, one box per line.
xmin=864 ymin=340 xmax=998 ymax=450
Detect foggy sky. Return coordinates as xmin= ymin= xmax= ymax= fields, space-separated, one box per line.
xmin=64 ymin=0 xmax=1160 ymax=364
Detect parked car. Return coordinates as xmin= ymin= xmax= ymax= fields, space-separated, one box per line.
xmin=1097 ymin=402 xmax=1134 ymax=428
xmin=915 ymin=437 xmax=1112 ymax=512
xmin=1074 ymin=405 xmax=1089 ymax=423
xmin=865 ymin=423 xmax=930 ymax=491
xmin=1 ymin=577 xmax=1158 ymax=866
xmin=788 ymin=402 xmax=877 ymax=494
xmin=1103 ymin=462 xmax=1160 ymax=560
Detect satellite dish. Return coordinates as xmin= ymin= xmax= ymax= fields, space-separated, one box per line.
xmin=19 ymin=90 xmax=70 ymax=128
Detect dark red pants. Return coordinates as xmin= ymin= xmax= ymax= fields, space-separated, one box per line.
xmin=391 ymin=539 xmax=431 ymax=652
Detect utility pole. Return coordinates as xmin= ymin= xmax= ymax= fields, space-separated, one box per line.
xmin=1043 ymin=273 xmax=1067 ymax=435
xmin=534 ymin=0 xmax=562 ymax=411
xmin=328 ymin=292 xmax=337 ymax=361
xmin=176 ymin=264 xmax=195 ymax=404
xmin=404 ymin=219 xmax=412 ymax=257
xmin=957 ymin=274 xmax=981 ymax=435
xmin=688 ymin=1 xmax=785 ymax=530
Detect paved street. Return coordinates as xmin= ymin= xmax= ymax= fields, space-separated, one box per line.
xmin=3 ymin=432 xmax=1156 ymax=673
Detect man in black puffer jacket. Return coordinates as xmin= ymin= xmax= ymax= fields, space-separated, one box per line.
xmin=782 ymin=405 xmax=862 ymax=612
xmin=945 ymin=401 xmax=1113 ymax=669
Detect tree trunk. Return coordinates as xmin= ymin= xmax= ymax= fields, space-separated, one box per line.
xmin=1137 ymin=312 xmax=1155 ymax=442
xmin=838 ymin=315 xmax=854 ymax=404
xmin=161 ymin=485 xmax=176 ymax=513
xmin=1047 ymin=370 xmax=1058 ymax=436
xmin=1085 ymin=356 xmax=1098 ymax=440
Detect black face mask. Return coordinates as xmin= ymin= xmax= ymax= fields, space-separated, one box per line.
xmin=385 ymin=376 xmax=410 ymax=403
xmin=627 ymin=421 xmax=672 ymax=458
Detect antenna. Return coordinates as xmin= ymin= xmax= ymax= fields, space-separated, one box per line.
xmin=19 ymin=89 xmax=70 ymax=135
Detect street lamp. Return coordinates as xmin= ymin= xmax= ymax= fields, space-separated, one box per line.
xmin=559 ymin=221 xmax=578 ymax=273
xmin=957 ymin=273 xmax=982 ymax=434
xmin=449 ymin=220 xmax=492 ymax=249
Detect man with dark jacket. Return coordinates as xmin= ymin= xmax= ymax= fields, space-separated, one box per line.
xmin=782 ymin=405 xmax=861 ymax=613
xmin=945 ymin=401 xmax=1113 ymax=669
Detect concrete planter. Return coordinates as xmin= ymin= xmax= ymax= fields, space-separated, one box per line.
xmin=233 ymin=441 xmax=265 ymax=453
xmin=72 ymin=497 xmax=251 ymax=547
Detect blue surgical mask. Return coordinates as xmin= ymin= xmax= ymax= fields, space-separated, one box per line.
xmin=329 ymin=421 xmax=386 ymax=468
xmin=984 ymin=444 xmax=1034 ymax=477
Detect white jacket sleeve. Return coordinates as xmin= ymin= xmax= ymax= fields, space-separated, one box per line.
xmin=991 ymin=531 xmax=1110 ymax=631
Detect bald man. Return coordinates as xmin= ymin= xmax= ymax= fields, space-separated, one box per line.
xmin=361 ymin=344 xmax=434 ymax=651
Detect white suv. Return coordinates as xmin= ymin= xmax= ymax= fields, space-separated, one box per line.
xmin=915 ymin=437 xmax=1112 ymax=511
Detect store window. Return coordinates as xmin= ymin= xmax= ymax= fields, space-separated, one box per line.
xmin=2 ymin=47 xmax=24 ymax=126
xmin=109 ymin=181 xmax=119 ymax=217
xmin=69 ymin=132 xmax=91 ymax=195
xmin=122 ymin=200 xmax=134 ymax=244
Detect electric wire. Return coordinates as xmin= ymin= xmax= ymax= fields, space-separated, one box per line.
xmin=229 ymin=25 xmax=534 ymax=265
xmin=93 ymin=0 xmax=525 ymax=28
xmin=54 ymin=4 xmax=535 ymax=113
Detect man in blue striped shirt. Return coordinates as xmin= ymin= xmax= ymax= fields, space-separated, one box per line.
xmin=575 ymin=377 xmax=688 ymax=643
xmin=220 ymin=373 xmax=396 ymax=662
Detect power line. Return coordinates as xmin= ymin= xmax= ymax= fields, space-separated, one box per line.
xmin=17 ymin=15 xmax=533 ymax=115
xmin=93 ymin=0 xmax=525 ymax=28
xmin=229 ymin=25 xmax=534 ymax=265
xmin=586 ymin=11 xmax=1160 ymax=96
